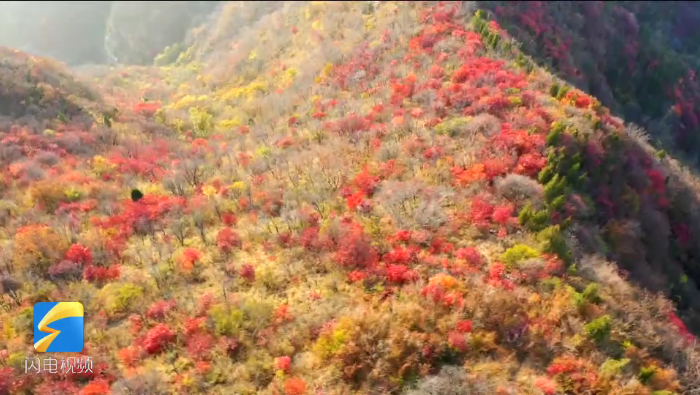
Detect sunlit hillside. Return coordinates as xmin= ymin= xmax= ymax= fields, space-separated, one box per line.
xmin=1 ymin=2 xmax=700 ymax=394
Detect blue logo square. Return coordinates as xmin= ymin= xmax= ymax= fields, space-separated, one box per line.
xmin=33 ymin=302 xmax=84 ymax=353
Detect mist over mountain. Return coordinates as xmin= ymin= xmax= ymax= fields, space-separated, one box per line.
xmin=0 ymin=1 xmax=217 ymax=65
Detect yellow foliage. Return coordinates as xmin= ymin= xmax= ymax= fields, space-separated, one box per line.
xmin=230 ymin=181 xmax=247 ymax=191
xmin=364 ymin=15 xmax=376 ymax=31
xmin=313 ymin=317 xmax=355 ymax=360
xmin=219 ymin=79 xmax=269 ymax=101
xmin=29 ymin=180 xmax=71 ymax=212
xmin=202 ymin=185 xmax=217 ymax=198
xmin=282 ymin=68 xmax=299 ymax=85
xmin=172 ymin=95 xmax=201 ymax=110
xmin=219 ymin=117 xmax=244 ymax=129
xmin=248 ymin=50 xmax=258 ymax=60
xmin=13 ymin=224 xmax=68 ymax=274
xmin=312 ymin=20 xmax=323 ymax=31
xmin=322 ymin=63 xmax=333 ymax=77
xmin=92 ymin=155 xmax=116 ymax=175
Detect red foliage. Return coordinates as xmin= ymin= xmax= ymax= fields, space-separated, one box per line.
xmin=447 ymin=331 xmax=468 ymax=352
xmin=217 ymin=228 xmax=242 ymax=254
xmin=385 ymin=264 xmax=418 ymax=284
xmin=668 ymin=311 xmax=695 ymax=344
xmin=346 ymin=191 xmax=364 ymax=212
xmin=348 ymin=270 xmax=368 ymax=283
xmin=469 ymin=196 xmax=495 ymax=229
xmin=428 ymin=65 xmax=444 ymax=79
xmin=133 ymin=101 xmax=161 ymax=116
xmin=186 ymin=333 xmax=215 ymax=359
xmin=34 ymin=380 xmax=80 ymax=395
xmin=79 ymin=379 xmax=111 ymax=395
xmin=274 ymin=304 xmax=294 ymax=324
xmin=516 ymin=153 xmax=547 ymax=176
xmin=222 ymin=212 xmax=237 ymax=226
xmin=179 ymin=248 xmax=202 ymax=271
xmin=454 ymin=247 xmax=484 ymax=267
xmin=487 ymin=263 xmax=514 ymax=290
xmin=384 ymin=246 xmax=419 ymax=266
xmin=331 ymin=113 xmax=370 ymax=134
xmin=184 ymin=317 xmax=207 ymax=336
xmin=334 ymin=224 xmax=379 ymax=269
xmin=93 ymin=195 xmax=184 ymax=240
xmin=534 ymin=376 xmax=557 ymax=395
xmin=277 ymin=356 xmax=292 ymax=372
xmin=0 ymin=367 xmax=16 ymax=395
xmin=284 ymin=377 xmax=307 ymax=395
xmin=456 ymin=320 xmax=473 ymax=333
xmin=142 ymin=323 xmax=176 ymax=355
xmin=64 ymin=244 xmax=93 ymax=265
xmin=239 ymin=264 xmax=256 ymax=281
xmin=146 ymin=300 xmax=177 ymax=320
xmin=352 ymin=167 xmax=380 ymax=195
xmin=83 ymin=265 xmax=120 ymax=284
xmin=492 ymin=203 xmax=515 ymax=226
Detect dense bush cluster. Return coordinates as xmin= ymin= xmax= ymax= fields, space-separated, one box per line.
xmin=1 ymin=1 xmax=700 ymax=394
xmin=479 ymin=1 xmax=700 ymax=166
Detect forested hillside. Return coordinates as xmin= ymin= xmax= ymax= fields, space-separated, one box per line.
xmin=1 ymin=2 xmax=700 ymax=394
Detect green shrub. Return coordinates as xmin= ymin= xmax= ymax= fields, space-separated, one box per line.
xmin=434 ymin=117 xmax=471 ymax=137
xmin=519 ymin=203 xmax=550 ymax=232
xmin=543 ymin=174 xmax=567 ymax=202
xmin=573 ymin=283 xmax=602 ymax=307
xmin=550 ymin=83 xmax=560 ymax=98
xmin=501 ymin=244 xmax=539 ymax=268
xmin=13 ymin=306 xmax=34 ymax=337
xmin=584 ymin=315 xmax=612 ymax=342
xmin=536 ymin=225 xmax=572 ymax=265
xmin=189 ymin=107 xmax=214 ymax=137
xmin=102 ymin=283 xmax=144 ymax=315
xmin=638 ymin=366 xmax=656 ymax=384
xmin=154 ymin=42 xmax=184 ymax=66
xmin=581 ymin=283 xmax=601 ymax=304
xmin=599 ymin=358 xmax=630 ymax=377
xmin=209 ymin=304 xmax=244 ymax=336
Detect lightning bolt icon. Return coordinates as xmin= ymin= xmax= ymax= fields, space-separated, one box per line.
xmin=34 ymin=302 xmax=84 ymax=352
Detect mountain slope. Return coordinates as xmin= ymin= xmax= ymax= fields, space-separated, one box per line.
xmin=1 ymin=2 xmax=700 ymax=395
xmin=477 ymin=1 xmax=700 ymax=166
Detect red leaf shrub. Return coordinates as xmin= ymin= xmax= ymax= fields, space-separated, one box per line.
xmin=352 ymin=167 xmax=380 ymax=196
xmin=454 ymin=247 xmax=484 ymax=267
xmin=277 ymin=356 xmax=292 ymax=372
xmin=284 ymin=377 xmax=307 ymax=395
xmin=146 ymin=300 xmax=176 ymax=320
xmin=118 ymin=346 xmax=142 ymax=368
xmin=79 ymin=379 xmax=111 ymax=395
xmin=83 ymin=265 xmax=120 ymax=284
xmin=179 ymin=248 xmax=202 ymax=271
xmin=456 ymin=320 xmax=473 ymax=333
xmin=239 ymin=264 xmax=256 ymax=281
xmin=334 ymin=225 xmax=379 ymax=269
xmin=217 ymin=228 xmax=242 ymax=254
xmin=65 ymin=244 xmax=93 ymax=265
xmin=447 ymin=331 xmax=467 ymax=352
xmin=186 ymin=333 xmax=215 ymax=359
xmin=142 ymin=324 xmax=175 ymax=355
xmin=133 ymin=102 xmax=161 ymax=116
